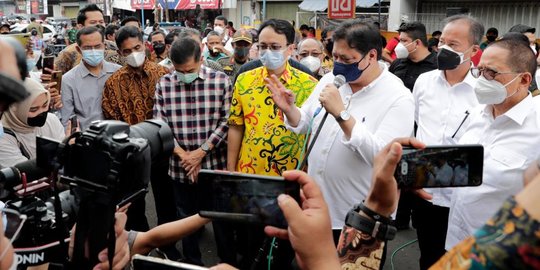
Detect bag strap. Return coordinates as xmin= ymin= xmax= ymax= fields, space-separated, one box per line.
xmin=3 ymin=127 xmax=31 ymax=159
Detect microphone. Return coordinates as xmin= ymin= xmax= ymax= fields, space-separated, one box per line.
xmin=301 ymin=75 xmax=347 ymax=169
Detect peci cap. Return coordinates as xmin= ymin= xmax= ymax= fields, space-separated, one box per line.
xmin=232 ymin=29 xmax=253 ymax=44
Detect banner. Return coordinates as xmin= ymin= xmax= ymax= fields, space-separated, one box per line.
xmin=157 ymin=0 xmax=180 ymax=10
xmin=328 ymin=0 xmax=355 ymax=19
xmin=131 ymin=0 xmax=155 ymax=10
xmin=176 ymin=0 xmax=220 ymax=10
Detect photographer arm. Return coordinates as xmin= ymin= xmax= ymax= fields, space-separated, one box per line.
xmin=131 ymin=214 xmax=210 ymax=256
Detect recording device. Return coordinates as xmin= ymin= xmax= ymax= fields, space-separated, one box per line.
xmin=117 ymin=188 xmax=147 ymax=208
xmin=394 ymin=145 xmax=484 ymax=188
xmin=299 ymin=74 xmax=347 ymax=169
xmin=0 ymin=119 xmax=174 ymax=268
xmin=132 ymin=254 xmax=208 ymax=270
xmin=51 ymin=70 xmax=62 ymax=93
xmin=197 ymin=170 xmax=300 ymax=228
xmin=42 ymin=55 xmax=54 ymax=75
xmin=69 ymin=115 xmax=78 ymax=134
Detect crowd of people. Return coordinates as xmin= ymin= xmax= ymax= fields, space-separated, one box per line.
xmin=0 ymin=3 xmax=540 ymax=270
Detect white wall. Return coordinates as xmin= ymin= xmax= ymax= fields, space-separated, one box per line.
xmin=223 ymin=0 xmax=260 ymax=28
xmin=388 ymin=0 xmax=416 ymax=31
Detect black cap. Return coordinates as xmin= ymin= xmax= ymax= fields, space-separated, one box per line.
xmin=509 ymin=24 xmax=535 ymax=34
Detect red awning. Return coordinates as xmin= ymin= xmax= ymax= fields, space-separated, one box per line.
xmin=176 ymin=0 xmax=221 ymax=10
xmin=131 ymin=0 xmax=155 ymax=10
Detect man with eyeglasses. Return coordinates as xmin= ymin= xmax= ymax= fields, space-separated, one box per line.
xmin=296 ymin=38 xmax=330 ymax=79
xmin=446 ymin=38 xmax=540 ymax=250
xmin=60 ymin=26 xmax=122 ymax=131
xmin=227 ymin=19 xmax=317 ymax=269
xmin=411 ymin=15 xmax=482 ymax=270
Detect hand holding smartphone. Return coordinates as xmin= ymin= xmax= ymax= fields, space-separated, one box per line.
xmin=394 ymin=145 xmax=484 ymax=188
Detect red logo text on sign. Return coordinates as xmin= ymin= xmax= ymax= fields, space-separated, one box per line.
xmin=328 ymin=0 xmax=355 ymax=19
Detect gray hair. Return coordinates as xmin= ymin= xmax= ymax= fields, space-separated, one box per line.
xmin=443 ymin=14 xmax=485 ymax=45
xmin=297 ymin=38 xmax=324 ymax=52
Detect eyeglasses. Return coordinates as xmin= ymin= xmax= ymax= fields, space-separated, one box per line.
xmin=298 ymin=51 xmax=322 ymax=58
xmin=0 ymin=208 xmax=26 ymax=260
xmin=470 ymin=67 xmax=518 ymax=81
xmin=256 ymin=44 xmax=286 ymax=52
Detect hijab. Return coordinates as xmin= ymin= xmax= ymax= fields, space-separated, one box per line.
xmin=2 ymin=78 xmax=49 ymax=134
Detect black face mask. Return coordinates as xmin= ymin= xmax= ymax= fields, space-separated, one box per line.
xmin=486 ymin=35 xmax=497 ymax=42
xmin=27 ymin=111 xmax=47 ymax=127
xmin=153 ymin=43 xmax=166 ymax=55
xmin=325 ymin=41 xmax=334 ymax=57
xmin=436 ymin=47 xmax=462 ymax=70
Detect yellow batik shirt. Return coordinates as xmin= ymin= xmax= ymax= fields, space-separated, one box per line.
xmin=229 ymin=63 xmax=318 ymax=176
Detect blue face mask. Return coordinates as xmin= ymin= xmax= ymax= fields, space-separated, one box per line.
xmin=81 ymin=49 xmax=105 ymax=67
xmin=333 ymin=54 xmax=370 ymax=82
xmin=26 ymin=59 xmax=36 ymax=72
xmin=175 ymin=71 xmax=199 ymax=84
xmin=259 ymin=49 xmax=286 ymax=70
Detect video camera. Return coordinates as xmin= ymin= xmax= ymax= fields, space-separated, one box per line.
xmin=0 ymin=119 xmax=174 ymax=268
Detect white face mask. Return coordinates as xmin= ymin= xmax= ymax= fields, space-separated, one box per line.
xmin=213 ymin=26 xmax=225 ymax=36
xmin=395 ymin=41 xmax=416 ymax=59
xmin=126 ymin=51 xmax=146 ymax=68
xmin=300 ymin=56 xmax=321 ymax=73
xmin=474 ymin=74 xmax=521 ymax=104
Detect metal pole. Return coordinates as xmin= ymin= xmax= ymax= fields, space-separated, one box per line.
xmin=378 ymin=0 xmax=381 ymax=24
xmin=141 ymin=7 xmax=145 ymax=29
xmin=240 ymin=0 xmax=243 ymax=26
xmin=262 ymin=0 xmax=266 ymax=21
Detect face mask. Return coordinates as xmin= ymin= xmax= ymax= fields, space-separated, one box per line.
xmin=81 ymin=49 xmax=104 ymax=67
xmin=474 ymin=74 xmax=521 ymax=104
xmin=27 ymin=111 xmax=48 ymax=127
xmin=259 ymin=49 xmax=287 ymax=70
xmin=486 ymin=35 xmax=496 ymax=42
xmin=437 ymin=45 xmax=470 ymax=70
xmin=234 ymin=47 xmax=249 ymax=58
xmin=300 ymin=56 xmax=321 ymax=73
xmin=175 ymin=71 xmax=199 ymax=84
xmin=333 ymin=54 xmax=369 ymax=82
xmin=213 ymin=26 xmax=225 ymax=36
xmin=325 ymin=41 xmax=334 ymax=55
xmin=395 ymin=41 xmax=417 ymax=59
xmin=153 ymin=43 xmax=166 ymax=55
xmin=126 ymin=51 xmax=146 ymax=68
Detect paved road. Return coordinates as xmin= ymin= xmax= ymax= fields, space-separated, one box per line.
xmin=145 ymin=185 xmax=421 ymax=269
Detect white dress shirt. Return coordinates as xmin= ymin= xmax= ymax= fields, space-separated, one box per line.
xmin=413 ymin=69 xmax=479 ymax=207
xmin=446 ymin=94 xmax=540 ymax=249
xmin=285 ymin=64 xmax=415 ymax=228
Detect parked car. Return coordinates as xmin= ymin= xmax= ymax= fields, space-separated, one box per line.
xmin=10 ymin=23 xmax=56 ymax=42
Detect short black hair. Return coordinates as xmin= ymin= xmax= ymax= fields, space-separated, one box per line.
xmin=432 ymin=30 xmax=442 ymax=37
xmin=149 ymin=30 xmax=166 ymax=42
xmin=105 ymin=24 xmax=120 ymax=38
xmin=259 ymin=19 xmax=295 ymax=45
xmin=500 ymin=32 xmax=530 ymax=47
xmin=486 ymin=27 xmax=498 ymax=36
xmin=170 ymin=37 xmax=201 ymax=65
xmin=77 ymin=4 xmax=103 ymax=25
xmin=300 ymin=24 xmax=309 ymax=31
xmin=490 ymin=38 xmax=537 ymax=78
xmin=115 ymin=25 xmax=143 ymax=49
xmin=214 ymin=15 xmax=227 ymax=25
xmin=321 ymin=24 xmax=337 ymax=40
xmin=121 ymin=16 xmax=141 ymax=27
xmin=30 ymin=17 xmax=36 ymax=22
xmin=165 ymin=28 xmax=182 ymax=45
xmin=76 ymin=26 xmax=104 ymax=46
xmin=0 ymin=24 xmax=9 ymax=31
xmin=228 ymin=21 xmax=233 ymax=27
xmin=333 ymin=19 xmax=382 ymax=59
xmin=398 ymin=21 xmax=428 ymax=46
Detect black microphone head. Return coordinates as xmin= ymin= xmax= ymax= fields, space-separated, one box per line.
xmin=334 ymin=75 xmax=346 ymax=88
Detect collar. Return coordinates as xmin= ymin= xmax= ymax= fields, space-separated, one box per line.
xmin=348 ymin=61 xmax=388 ymax=96
xmin=437 ymin=64 xmax=477 ymax=89
xmin=482 ymin=93 xmax=534 ymax=125
xmin=261 ymin=61 xmax=293 ymax=85
xmin=78 ymin=61 xmax=116 ymax=77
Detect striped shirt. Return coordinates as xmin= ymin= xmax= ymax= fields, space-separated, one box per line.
xmin=153 ymin=66 xmax=232 ymax=182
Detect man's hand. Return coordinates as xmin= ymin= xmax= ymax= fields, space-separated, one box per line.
xmin=181 ymin=148 xmax=205 ymax=171
xmin=265 ymin=74 xmax=296 ymax=114
xmin=365 ymin=138 xmax=426 ymax=217
xmin=210 ymin=264 xmax=238 ymax=270
xmin=318 ymin=83 xmax=344 ymax=118
xmin=264 ymin=170 xmax=339 ymax=270
xmin=93 ymin=213 xmax=130 ymax=270
xmin=212 ymin=44 xmax=231 ymax=56
xmin=45 ymin=81 xmax=63 ymax=109
xmin=40 ymin=68 xmax=54 ymax=82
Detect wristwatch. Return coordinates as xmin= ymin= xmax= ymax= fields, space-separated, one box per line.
xmin=335 ymin=110 xmax=351 ymax=123
xmin=201 ymin=142 xmax=210 ymax=153
xmin=344 ymin=204 xmax=396 ymax=241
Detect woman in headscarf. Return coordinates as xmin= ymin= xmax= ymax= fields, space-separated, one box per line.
xmin=0 ymin=78 xmax=64 ymax=167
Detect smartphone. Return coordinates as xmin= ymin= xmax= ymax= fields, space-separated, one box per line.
xmin=394 ymin=145 xmax=484 ymax=188
xmin=51 ymin=71 xmax=62 ymax=93
xmin=69 ymin=115 xmax=78 ymax=134
xmin=132 ymin=254 xmax=208 ymax=270
xmin=117 ymin=188 xmax=147 ymax=208
xmin=42 ymin=55 xmax=54 ymax=74
xmin=197 ymin=170 xmax=301 ymax=228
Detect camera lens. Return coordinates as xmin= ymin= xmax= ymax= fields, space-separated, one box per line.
xmin=129 ymin=119 xmax=174 ymax=165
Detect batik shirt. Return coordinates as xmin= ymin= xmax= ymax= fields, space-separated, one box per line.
xmin=228 ymin=63 xmax=317 ymax=176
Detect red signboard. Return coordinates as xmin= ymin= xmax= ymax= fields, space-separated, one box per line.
xmin=131 ymin=0 xmax=155 ymax=9
xmin=328 ymin=0 xmax=356 ymax=19
xmin=176 ymin=0 xmax=220 ymax=10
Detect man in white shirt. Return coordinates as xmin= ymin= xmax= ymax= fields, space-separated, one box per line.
xmin=412 ymin=14 xmax=482 ymax=270
xmin=267 ymin=19 xmax=414 ymax=243
xmin=446 ymin=38 xmax=540 ymax=249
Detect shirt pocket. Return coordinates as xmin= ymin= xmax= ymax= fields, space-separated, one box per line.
xmin=489 ymin=146 xmax=526 ymax=188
